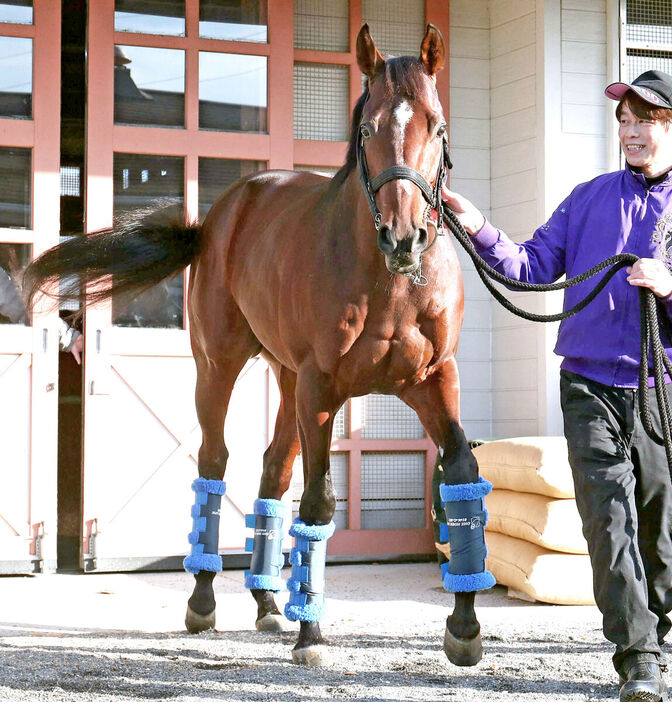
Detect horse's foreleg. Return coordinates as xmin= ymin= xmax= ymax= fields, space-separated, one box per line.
xmin=286 ymin=359 xmax=338 ymax=666
xmin=400 ymin=359 xmax=492 ymax=666
xmin=249 ymin=362 xmax=301 ymax=632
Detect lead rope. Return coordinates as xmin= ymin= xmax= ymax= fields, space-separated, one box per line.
xmin=441 ymin=207 xmax=672 ymax=477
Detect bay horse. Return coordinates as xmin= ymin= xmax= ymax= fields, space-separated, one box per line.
xmin=26 ymin=24 xmax=485 ymax=667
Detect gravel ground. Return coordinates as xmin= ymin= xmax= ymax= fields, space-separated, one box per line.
xmin=0 ymin=563 xmax=637 ymax=701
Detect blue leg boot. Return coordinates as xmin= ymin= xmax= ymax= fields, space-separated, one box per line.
xmin=439 ymin=477 xmax=496 ymax=592
xmin=184 ymin=478 xmax=226 ymax=575
xmin=244 ymin=498 xmax=289 ymax=631
xmin=285 ymin=519 xmax=335 ymax=624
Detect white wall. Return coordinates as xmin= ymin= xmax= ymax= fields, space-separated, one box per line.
xmin=448 ymin=0 xmax=612 ymax=439
xmin=449 ymin=0 xmax=493 ymax=440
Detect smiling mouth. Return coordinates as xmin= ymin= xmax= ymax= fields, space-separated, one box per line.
xmin=626 ymin=145 xmax=645 ymax=153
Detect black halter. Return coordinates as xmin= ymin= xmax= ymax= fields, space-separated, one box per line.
xmin=356 ymin=124 xmax=452 ymax=241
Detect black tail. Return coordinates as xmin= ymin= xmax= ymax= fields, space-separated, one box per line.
xmin=24 ymin=203 xmax=200 ymax=313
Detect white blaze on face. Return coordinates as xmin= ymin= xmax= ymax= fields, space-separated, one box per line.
xmin=392 ymin=100 xmax=414 ymax=165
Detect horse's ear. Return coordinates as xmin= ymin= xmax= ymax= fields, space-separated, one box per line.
xmin=356 ymin=24 xmax=385 ymax=81
xmin=420 ymin=24 xmax=445 ymax=77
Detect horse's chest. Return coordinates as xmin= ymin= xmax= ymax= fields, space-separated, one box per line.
xmin=333 ymin=325 xmax=435 ymax=392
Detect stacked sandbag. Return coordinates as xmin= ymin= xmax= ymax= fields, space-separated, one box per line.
xmin=474 ymin=437 xmax=595 ymax=605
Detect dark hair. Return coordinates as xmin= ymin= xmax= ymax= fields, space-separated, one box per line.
xmin=616 ymin=89 xmax=672 ymax=123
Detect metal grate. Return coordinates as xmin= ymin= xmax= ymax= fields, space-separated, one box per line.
xmin=333 ymin=401 xmax=349 ymax=439
xmin=294 ymin=0 xmax=348 ymax=52
xmin=625 ymin=0 xmax=672 ymax=81
xmin=361 ymin=0 xmax=424 ymax=58
xmin=360 ymin=452 xmax=425 ymax=530
xmin=294 ymin=63 xmax=349 ymax=141
xmin=361 ymin=395 xmax=424 ymax=439
xmin=60 ymin=166 xmax=80 ymax=197
xmin=290 ymin=452 xmax=348 ymax=530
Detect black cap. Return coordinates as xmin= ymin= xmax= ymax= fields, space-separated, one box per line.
xmin=605 ymin=70 xmax=672 ymax=109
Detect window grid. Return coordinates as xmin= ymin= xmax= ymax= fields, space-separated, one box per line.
xmin=294 ymin=0 xmax=349 ymax=52
xmin=624 ymin=1 xmax=672 ymax=81
xmin=294 ymin=63 xmax=349 ymax=141
xmin=361 ymin=0 xmax=425 ymax=57
xmin=360 ymin=452 xmax=426 ymax=530
xmin=361 ymin=395 xmax=425 ymax=440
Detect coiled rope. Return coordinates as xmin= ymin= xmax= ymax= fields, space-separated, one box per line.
xmin=441 ymin=208 xmax=672 ymax=474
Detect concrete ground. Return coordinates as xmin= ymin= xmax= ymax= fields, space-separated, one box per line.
xmin=0 ymin=562 xmax=623 ymax=701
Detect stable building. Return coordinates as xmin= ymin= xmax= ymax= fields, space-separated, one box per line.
xmin=0 ymin=0 xmax=667 ymax=574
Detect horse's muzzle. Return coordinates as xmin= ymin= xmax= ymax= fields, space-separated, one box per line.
xmin=385 ymin=252 xmax=421 ymax=275
xmin=378 ymin=225 xmax=427 ymax=275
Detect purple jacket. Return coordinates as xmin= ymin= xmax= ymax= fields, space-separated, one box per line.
xmin=472 ymin=166 xmax=672 ymax=387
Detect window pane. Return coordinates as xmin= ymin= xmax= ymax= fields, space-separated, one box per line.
xmin=198 ymin=157 xmax=264 ymax=221
xmin=0 ymin=36 xmax=32 ymax=119
xmin=294 ymin=0 xmax=348 ymax=52
xmin=114 ymin=45 xmax=185 ymax=128
xmin=294 ymin=63 xmax=348 ymax=141
xmin=0 ymin=1 xmax=32 ymax=24
xmin=0 ymin=147 xmax=31 ymax=228
xmin=115 ymin=0 xmax=185 ymax=36
xmin=0 ymin=243 xmax=31 ymax=325
xmin=199 ymin=0 xmax=267 ymax=42
xmin=112 ymin=154 xmax=184 ymax=328
xmin=199 ymin=52 xmax=267 ymax=132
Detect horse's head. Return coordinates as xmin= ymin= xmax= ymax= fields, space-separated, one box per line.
xmin=356 ymin=23 xmax=448 ymax=277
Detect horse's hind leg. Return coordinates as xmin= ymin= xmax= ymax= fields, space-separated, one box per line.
xmin=400 ymin=358 xmax=491 ymax=666
xmin=185 ymin=325 xmax=261 ymax=634
xmin=250 ymin=361 xmax=301 ymax=632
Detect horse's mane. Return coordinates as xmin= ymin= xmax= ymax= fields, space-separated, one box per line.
xmin=326 ymin=56 xmax=429 ymax=200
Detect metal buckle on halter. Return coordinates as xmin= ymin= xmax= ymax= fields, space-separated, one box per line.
xmin=374 ymin=212 xmax=382 ymax=230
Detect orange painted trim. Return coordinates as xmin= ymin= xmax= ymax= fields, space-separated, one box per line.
xmin=113 ymin=127 xmax=271 ymax=160
xmin=329 ymin=528 xmax=435 ymax=556
xmin=294 ymin=50 xmax=352 ymax=65
xmin=268 ymin=0 xmax=294 ymax=169
xmin=0 ymin=21 xmax=35 ymax=37
xmin=114 ymin=32 xmax=271 ymax=56
xmin=331 ymin=438 xmax=434 ymax=452
xmin=293 ymin=140 xmax=348 ymax=167
xmin=0 ymin=119 xmax=33 ymax=147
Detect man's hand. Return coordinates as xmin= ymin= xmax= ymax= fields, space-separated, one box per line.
xmin=70 ymin=334 xmax=84 ymax=365
xmin=441 ymin=185 xmax=486 ymax=235
xmin=626 ymin=258 xmax=672 ymax=298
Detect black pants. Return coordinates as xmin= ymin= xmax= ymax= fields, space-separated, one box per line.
xmin=560 ymin=370 xmax=672 ymax=674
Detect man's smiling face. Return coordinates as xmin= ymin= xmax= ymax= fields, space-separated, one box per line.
xmin=619 ymin=102 xmax=672 ymax=178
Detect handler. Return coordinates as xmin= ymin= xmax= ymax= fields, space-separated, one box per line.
xmin=443 ymin=70 xmax=672 ymax=702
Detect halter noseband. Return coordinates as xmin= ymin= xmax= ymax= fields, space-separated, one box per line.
xmin=356 ymin=124 xmax=452 ymax=240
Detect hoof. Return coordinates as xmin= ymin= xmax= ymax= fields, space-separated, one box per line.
xmin=185 ymin=605 xmax=216 ymax=634
xmin=291 ymin=644 xmax=328 ymax=667
xmin=256 ymin=613 xmax=287 ymax=632
xmin=443 ymin=627 xmax=482 ymax=666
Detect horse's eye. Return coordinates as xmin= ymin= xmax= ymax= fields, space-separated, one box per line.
xmin=361 ymin=123 xmax=373 ymax=139
xmin=436 ymin=123 xmax=447 ymax=138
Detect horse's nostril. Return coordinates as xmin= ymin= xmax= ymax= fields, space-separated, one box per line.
xmin=416 ymin=227 xmax=428 ymax=251
xmin=377 ymin=226 xmax=397 ymax=254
